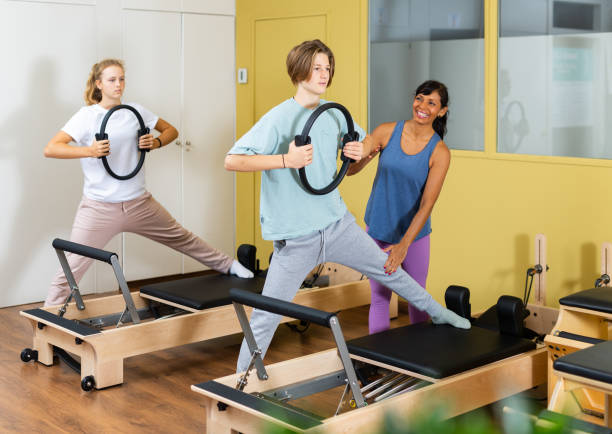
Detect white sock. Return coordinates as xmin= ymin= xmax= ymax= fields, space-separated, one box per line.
xmin=431 ymin=308 xmax=471 ymax=329
xmin=229 ymin=260 xmax=254 ymax=278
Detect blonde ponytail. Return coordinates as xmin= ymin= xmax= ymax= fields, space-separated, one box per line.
xmin=84 ymin=59 xmax=124 ymax=105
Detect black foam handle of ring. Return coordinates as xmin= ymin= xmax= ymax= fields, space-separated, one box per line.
xmin=52 ymin=238 xmax=117 ymax=264
xmin=138 ymin=127 xmax=151 ymax=153
xmin=230 ymin=288 xmax=335 ymax=327
xmin=96 ymin=104 xmax=149 ymax=180
xmin=340 ymin=130 xmax=360 ymax=163
xmin=295 ymin=102 xmax=356 ymax=195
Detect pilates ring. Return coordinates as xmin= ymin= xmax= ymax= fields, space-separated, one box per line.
xmin=294 ymin=102 xmax=360 ymax=195
xmin=95 ymin=104 xmax=150 ymax=180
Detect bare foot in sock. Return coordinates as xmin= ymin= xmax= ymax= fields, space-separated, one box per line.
xmin=431 ymin=308 xmax=471 ymax=329
xmin=229 ymin=260 xmax=254 ymax=278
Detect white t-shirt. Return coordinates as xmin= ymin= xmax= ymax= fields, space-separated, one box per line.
xmin=62 ymin=103 xmax=159 ymax=202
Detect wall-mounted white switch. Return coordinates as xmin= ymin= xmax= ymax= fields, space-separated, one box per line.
xmin=237 ymin=68 xmax=248 ymax=84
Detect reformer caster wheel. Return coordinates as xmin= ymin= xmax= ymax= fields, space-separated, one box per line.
xmin=20 ymin=348 xmax=37 ymax=363
xmin=81 ymin=375 xmax=96 ymax=391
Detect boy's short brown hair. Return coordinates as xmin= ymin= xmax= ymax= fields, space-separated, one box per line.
xmin=286 ymin=39 xmax=335 ymax=87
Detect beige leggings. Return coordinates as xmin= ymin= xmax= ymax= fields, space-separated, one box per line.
xmin=45 ymin=191 xmax=233 ymax=306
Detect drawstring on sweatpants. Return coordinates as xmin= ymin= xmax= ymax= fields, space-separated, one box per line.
xmin=318 ymin=229 xmax=327 ymax=264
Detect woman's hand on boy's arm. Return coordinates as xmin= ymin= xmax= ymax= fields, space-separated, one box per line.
xmin=345 ymin=135 xmax=380 ymax=174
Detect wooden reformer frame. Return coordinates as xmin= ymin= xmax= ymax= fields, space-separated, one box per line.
xmin=191 ymin=289 xmax=547 ymax=434
xmin=19 ymin=239 xmax=374 ymax=390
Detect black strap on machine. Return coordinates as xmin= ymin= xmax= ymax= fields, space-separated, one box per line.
xmin=95 ymin=104 xmax=150 ymax=180
xmin=294 ymin=102 xmax=360 ymax=195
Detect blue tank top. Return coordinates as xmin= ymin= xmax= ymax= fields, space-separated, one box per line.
xmin=364 ymin=121 xmax=440 ymax=244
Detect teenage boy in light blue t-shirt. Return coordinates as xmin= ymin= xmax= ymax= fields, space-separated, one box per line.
xmin=225 ymin=39 xmax=470 ymax=373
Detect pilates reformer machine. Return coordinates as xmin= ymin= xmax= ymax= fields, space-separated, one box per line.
xmin=19 ymin=238 xmax=374 ymax=391
xmin=545 ymin=242 xmax=612 ymax=428
xmin=191 ymin=287 xmax=548 ymax=433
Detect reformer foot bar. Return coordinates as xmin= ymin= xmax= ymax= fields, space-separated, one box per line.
xmin=191 ymin=288 xmax=547 ymax=434
xmin=20 ymin=239 xmax=373 ymax=390
xmin=546 ymin=287 xmax=612 ymax=427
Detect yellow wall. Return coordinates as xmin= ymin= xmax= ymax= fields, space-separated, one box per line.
xmin=236 ymin=0 xmax=612 ymax=312
xmin=431 ymin=154 xmax=612 ymax=312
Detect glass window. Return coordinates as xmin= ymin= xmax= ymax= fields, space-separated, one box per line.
xmin=499 ymin=0 xmax=612 ymax=159
xmin=369 ymin=0 xmax=485 ymax=151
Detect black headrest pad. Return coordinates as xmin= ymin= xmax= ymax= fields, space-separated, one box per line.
xmin=347 ymin=323 xmax=535 ymax=379
xmin=559 ymin=287 xmax=612 ymax=314
xmin=141 ymin=274 xmax=265 ymax=310
xmin=554 ymin=340 xmax=612 ymax=385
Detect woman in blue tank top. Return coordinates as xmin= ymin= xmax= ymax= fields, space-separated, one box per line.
xmin=348 ymin=80 xmax=451 ymax=334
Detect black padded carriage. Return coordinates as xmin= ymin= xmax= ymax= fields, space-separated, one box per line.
xmin=559 ymin=287 xmax=612 ymax=314
xmin=554 ymin=340 xmax=612 ymax=385
xmin=140 ymin=274 xmax=266 ymax=310
xmin=346 ymin=322 xmax=536 ymax=379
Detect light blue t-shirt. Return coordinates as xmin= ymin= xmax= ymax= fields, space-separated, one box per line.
xmin=229 ymin=98 xmax=365 ymax=241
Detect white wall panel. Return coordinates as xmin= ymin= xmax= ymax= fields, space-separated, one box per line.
xmin=0 ymin=0 xmax=97 ymax=305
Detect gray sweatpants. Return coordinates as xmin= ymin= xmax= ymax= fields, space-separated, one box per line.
xmin=236 ymin=212 xmax=445 ymax=372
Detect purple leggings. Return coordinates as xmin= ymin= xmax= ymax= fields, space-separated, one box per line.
xmin=368 ymin=234 xmax=431 ymax=334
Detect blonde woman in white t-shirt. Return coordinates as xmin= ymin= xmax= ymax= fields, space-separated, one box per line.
xmin=43 ymin=59 xmax=252 ymax=307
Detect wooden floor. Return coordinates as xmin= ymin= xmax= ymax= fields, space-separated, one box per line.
xmin=1 ymin=289 xmax=415 ymax=433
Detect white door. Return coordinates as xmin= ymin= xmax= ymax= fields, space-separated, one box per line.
xmin=182 ymin=14 xmax=236 ymax=273
xmin=121 ymin=9 xmax=183 ymax=280
xmin=0 ymin=1 xmax=97 ymax=306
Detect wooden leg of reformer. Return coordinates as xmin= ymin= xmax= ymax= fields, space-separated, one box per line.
xmin=203 ymin=396 xmax=232 ymax=434
xmin=32 ymin=332 xmax=54 ymax=365
xmin=79 ymin=345 xmax=123 ymax=389
xmin=206 ymin=418 xmax=232 ymax=433
xmin=202 ymin=396 xmax=262 ymax=434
